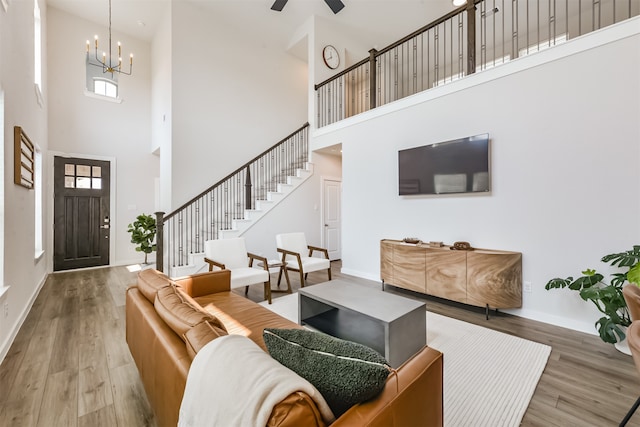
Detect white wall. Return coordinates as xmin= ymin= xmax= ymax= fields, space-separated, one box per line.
xmin=47 ymin=7 xmax=158 ymax=266
xmin=152 ymin=5 xmax=172 ymax=212
xmin=0 ymin=0 xmax=50 ymax=361
xmin=168 ymin=1 xmax=309 ymax=210
xmin=312 ymin=21 xmax=640 ymax=335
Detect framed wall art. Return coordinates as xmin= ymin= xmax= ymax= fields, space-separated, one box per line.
xmin=14 ymin=126 xmax=35 ymax=189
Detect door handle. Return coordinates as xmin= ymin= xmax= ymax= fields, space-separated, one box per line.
xmin=100 ymin=225 xmax=110 ymax=229
xmin=324 ymin=224 xmax=328 ymax=227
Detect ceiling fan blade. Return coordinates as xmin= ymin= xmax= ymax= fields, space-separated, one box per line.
xmin=324 ymin=0 xmax=345 ymax=14
xmin=271 ymin=0 xmax=288 ymax=11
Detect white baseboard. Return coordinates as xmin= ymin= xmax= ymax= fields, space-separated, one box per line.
xmin=112 ymin=257 xmax=156 ymax=267
xmin=512 ymin=307 xmax=596 ymax=337
xmin=0 ymin=273 xmax=48 ymax=365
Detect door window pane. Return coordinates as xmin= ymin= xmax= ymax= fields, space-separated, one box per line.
xmin=76 ymin=177 xmax=91 ymax=188
xmin=65 ymin=164 xmax=75 ymax=175
xmin=92 ymin=178 xmax=102 ymax=189
xmin=65 ymin=176 xmax=75 ymax=188
xmin=77 ymin=165 xmax=91 ymax=177
xmin=92 ymin=166 xmax=101 ymax=177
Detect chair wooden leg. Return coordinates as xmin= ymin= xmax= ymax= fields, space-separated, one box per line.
xmin=245 ymin=285 xmax=249 ymax=295
xmin=264 ymin=281 xmax=272 ymax=304
xmin=620 ymin=395 xmax=640 ymax=426
xmin=277 ymin=268 xmax=283 ymax=286
xmin=283 ymin=268 xmax=292 ymax=293
xmin=327 ymin=266 xmax=332 ymax=281
xmin=299 ymin=270 xmax=305 ymax=288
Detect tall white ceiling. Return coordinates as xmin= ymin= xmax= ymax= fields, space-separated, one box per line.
xmin=46 ymin=0 xmax=456 ymax=50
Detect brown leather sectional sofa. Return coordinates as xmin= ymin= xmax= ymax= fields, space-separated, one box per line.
xmin=125 ymin=268 xmax=443 ymax=427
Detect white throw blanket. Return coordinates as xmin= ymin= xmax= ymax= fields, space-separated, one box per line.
xmin=178 ymin=334 xmax=335 ymax=427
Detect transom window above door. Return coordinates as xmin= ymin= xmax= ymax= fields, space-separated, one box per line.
xmin=64 ymin=163 xmax=102 ymax=189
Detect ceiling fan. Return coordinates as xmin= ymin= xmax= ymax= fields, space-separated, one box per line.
xmin=271 ymin=0 xmax=345 ymax=14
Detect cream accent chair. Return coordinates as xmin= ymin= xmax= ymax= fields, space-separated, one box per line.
xmin=204 ymin=237 xmax=272 ymax=304
xmin=275 ymin=232 xmax=331 ymax=288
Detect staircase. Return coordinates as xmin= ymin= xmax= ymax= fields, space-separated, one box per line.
xmin=156 ymin=123 xmax=311 ymax=278
xmin=170 ymin=163 xmax=313 ymax=277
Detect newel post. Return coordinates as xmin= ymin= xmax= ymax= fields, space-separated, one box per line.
xmin=466 ymin=2 xmax=476 ymax=75
xmin=244 ymin=166 xmax=252 ymax=210
xmin=368 ymin=48 xmax=378 ymax=110
xmin=155 ymin=211 xmax=165 ymax=272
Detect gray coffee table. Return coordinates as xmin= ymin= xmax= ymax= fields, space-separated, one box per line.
xmin=298 ymin=279 xmax=426 ymax=368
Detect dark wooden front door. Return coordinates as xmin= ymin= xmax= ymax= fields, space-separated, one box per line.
xmin=54 ymin=156 xmax=110 ymax=271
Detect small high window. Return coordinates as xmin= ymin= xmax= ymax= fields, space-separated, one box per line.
xmin=85 ymin=54 xmax=120 ymax=101
xmin=93 ymin=79 xmax=118 ymax=98
xmin=0 ymin=88 xmax=5 ymax=287
xmin=34 ymin=0 xmax=43 ymax=106
xmin=34 ymin=148 xmax=43 ymax=258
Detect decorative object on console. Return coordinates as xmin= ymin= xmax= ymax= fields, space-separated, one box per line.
xmin=263 ymin=328 xmax=391 ymax=417
xmin=403 ymin=237 xmax=421 ymax=244
xmin=545 ymin=245 xmax=640 ymax=345
xmin=429 ymin=241 xmax=444 ymax=248
xmin=452 ymin=241 xmax=473 ymax=251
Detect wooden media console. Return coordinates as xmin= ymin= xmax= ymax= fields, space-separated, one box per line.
xmin=380 ymin=239 xmax=522 ymax=316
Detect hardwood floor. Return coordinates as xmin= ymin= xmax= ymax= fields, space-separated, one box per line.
xmin=0 ymin=267 xmax=154 ymax=427
xmin=1 ymin=262 xmax=639 ymax=426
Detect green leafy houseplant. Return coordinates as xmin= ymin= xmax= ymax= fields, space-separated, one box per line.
xmin=545 ymin=246 xmax=640 ymax=344
xmin=127 ymin=213 xmax=157 ymax=264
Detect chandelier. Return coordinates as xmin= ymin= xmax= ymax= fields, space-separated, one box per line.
xmin=86 ymin=0 xmax=133 ymax=75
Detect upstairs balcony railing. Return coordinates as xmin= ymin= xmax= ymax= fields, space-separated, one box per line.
xmin=155 ymin=123 xmax=309 ymax=273
xmin=315 ymin=0 xmax=639 ymax=127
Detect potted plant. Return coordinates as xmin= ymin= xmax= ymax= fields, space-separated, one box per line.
xmin=545 ymin=245 xmax=640 ymax=344
xmin=127 ymin=213 xmax=157 ymax=264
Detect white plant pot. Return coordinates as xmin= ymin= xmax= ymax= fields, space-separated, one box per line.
xmin=615 ymin=326 xmax=632 ymax=356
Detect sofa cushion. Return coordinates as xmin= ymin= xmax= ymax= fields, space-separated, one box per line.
xmin=263 ymin=328 xmax=391 ymax=417
xmin=137 ymin=269 xmax=172 ymax=302
xmin=194 ymin=291 xmax=301 ymax=351
xmin=155 ymin=284 xmax=226 ymax=341
xmin=184 ymin=320 xmax=228 ymax=360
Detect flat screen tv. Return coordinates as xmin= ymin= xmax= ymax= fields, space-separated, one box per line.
xmin=398 ymin=134 xmax=490 ymax=195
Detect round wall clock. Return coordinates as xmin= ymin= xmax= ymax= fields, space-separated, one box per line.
xmin=322 ymin=45 xmax=340 ymax=70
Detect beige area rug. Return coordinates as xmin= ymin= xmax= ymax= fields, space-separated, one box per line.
xmin=260 ymin=293 xmax=551 ymax=427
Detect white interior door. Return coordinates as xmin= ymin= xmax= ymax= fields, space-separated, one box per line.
xmin=322 ymin=178 xmax=342 ymax=260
